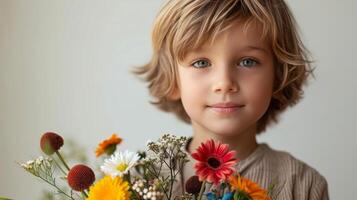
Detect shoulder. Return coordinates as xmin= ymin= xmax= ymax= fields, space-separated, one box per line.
xmin=263 ymin=144 xmax=325 ymax=181
xmin=261 ymin=144 xmax=329 ymax=199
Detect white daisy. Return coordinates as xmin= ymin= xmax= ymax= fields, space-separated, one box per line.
xmin=100 ymin=150 xmax=140 ymax=177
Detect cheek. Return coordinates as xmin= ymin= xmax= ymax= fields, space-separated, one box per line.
xmin=243 ymin=74 xmax=274 ymax=110
xmin=180 ymin=81 xmax=205 ymax=106
xmin=180 ymin=85 xmax=203 ymax=119
xmin=178 ymin=70 xmax=203 ymax=112
xmin=178 ymin=70 xmax=207 ymax=98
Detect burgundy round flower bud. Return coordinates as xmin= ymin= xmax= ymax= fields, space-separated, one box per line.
xmin=185 ymin=175 xmax=202 ymax=195
xmin=40 ymin=132 xmax=64 ymax=155
xmin=67 ymin=164 xmax=95 ymax=191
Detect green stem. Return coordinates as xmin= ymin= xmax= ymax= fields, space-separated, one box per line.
xmin=37 ymin=175 xmax=75 ymax=200
xmin=127 ymin=170 xmax=131 ymax=183
xmin=146 ymin=165 xmax=170 ymax=200
xmin=81 ymin=191 xmax=88 ymax=198
xmin=55 ymin=151 xmax=70 ymax=171
xmin=197 ymin=181 xmax=206 ymax=200
xmin=52 ymin=157 xmax=67 ymax=175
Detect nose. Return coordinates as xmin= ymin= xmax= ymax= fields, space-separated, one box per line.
xmin=212 ymin=65 xmax=239 ymax=94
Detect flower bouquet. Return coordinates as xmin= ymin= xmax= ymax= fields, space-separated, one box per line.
xmin=20 ymin=132 xmax=274 ymax=200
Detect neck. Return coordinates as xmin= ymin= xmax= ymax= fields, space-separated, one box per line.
xmin=188 ymin=124 xmax=258 ymax=161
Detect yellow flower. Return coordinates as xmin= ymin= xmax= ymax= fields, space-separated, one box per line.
xmin=87 ymin=176 xmax=130 ymax=200
xmin=95 ymin=134 xmax=122 ymax=157
xmin=229 ymin=175 xmax=269 ymax=200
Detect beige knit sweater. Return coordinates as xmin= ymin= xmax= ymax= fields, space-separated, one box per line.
xmin=166 ymin=139 xmax=330 ymax=200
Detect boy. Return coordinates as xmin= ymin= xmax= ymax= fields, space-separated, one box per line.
xmin=134 ymin=0 xmax=329 ymax=199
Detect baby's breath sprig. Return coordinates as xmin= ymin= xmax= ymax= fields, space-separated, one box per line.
xmin=19 ymin=156 xmax=77 ymax=200
xmin=144 ymin=134 xmax=190 ymax=200
xmin=132 ymin=178 xmax=165 ymax=200
xmin=180 ymin=193 xmax=195 ymax=200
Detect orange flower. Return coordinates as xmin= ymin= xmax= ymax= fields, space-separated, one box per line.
xmin=95 ymin=134 xmax=122 ymax=157
xmin=229 ymin=175 xmax=269 ymax=200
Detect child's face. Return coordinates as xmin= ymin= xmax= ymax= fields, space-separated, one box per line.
xmin=175 ymin=20 xmax=275 ymax=137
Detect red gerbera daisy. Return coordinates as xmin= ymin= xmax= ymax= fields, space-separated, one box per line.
xmin=191 ymin=139 xmax=238 ymax=185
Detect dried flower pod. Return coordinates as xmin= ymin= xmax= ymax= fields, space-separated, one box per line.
xmin=40 ymin=132 xmax=64 ymax=155
xmin=67 ymin=164 xmax=95 ymax=191
xmin=185 ymin=175 xmax=202 ymax=195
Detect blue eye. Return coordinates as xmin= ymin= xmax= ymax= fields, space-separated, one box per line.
xmin=191 ymin=59 xmax=210 ymax=68
xmin=239 ymin=58 xmax=258 ymax=67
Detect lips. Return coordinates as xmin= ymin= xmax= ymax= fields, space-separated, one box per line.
xmin=209 ymin=102 xmax=244 ymax=108
xmin=208 ymin=102 xmax=244 ymax=114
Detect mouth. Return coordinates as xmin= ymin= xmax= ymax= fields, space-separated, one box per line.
xmin=207 ymin=103 xmax=245 ymax=114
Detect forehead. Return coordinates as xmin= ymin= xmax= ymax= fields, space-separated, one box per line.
xmin=186 ymin=19 xmax=271 ymax=57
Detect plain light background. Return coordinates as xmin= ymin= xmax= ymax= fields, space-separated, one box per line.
xmin=1 ymin=0 xmax=356 ymax=199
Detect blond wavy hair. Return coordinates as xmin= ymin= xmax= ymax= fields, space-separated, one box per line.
xmin=133 ymin=0 xmax=314 ymax=134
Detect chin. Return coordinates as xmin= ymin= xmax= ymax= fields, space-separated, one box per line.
xmin=210 ymin=127 xmax=244 ymax=137
xmin=208 ymin=122 xmax=254 ymax=138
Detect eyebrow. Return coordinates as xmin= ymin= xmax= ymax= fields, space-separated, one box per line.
xmin=183 ymin=45 xmax=270 ymax=62
xmin=241 ymin=45 xmax=270 ymax=55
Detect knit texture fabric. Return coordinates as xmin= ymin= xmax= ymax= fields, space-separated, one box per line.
xmin=168 ymin=139 xmax=330 ymax=200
